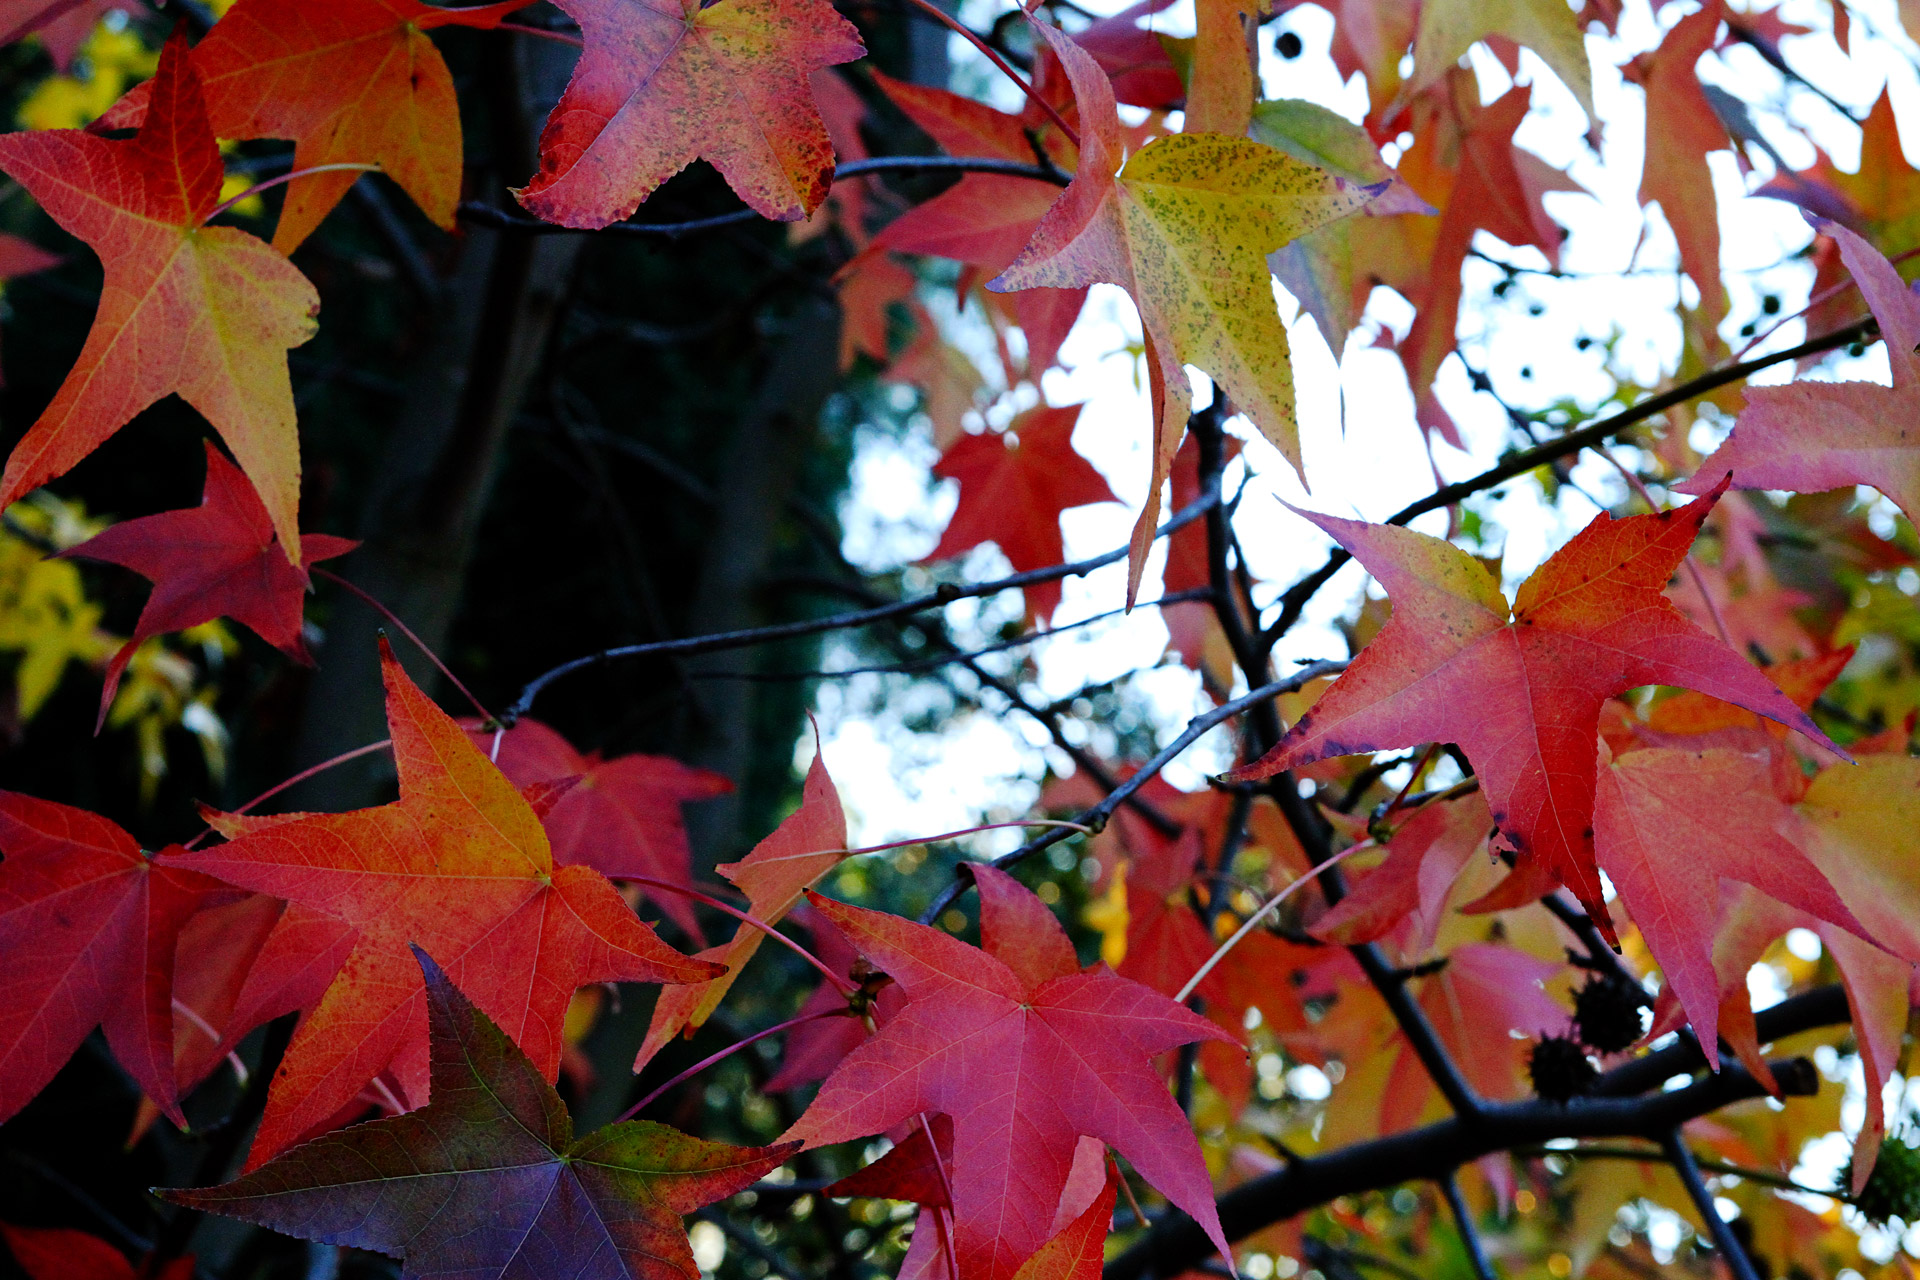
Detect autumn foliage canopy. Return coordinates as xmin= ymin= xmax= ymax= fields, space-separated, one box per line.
xmin=2 ymin=2 xmax=1920 ymax=1280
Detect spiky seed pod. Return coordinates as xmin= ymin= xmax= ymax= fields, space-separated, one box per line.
xmin=1528 ymin=1033 xmax=1598 ymax=1104
xmin=1844 ymin=1133 xmax=1920 ymax=1225
xmin=1573 ymin=973 xmax=1647 ymax=1054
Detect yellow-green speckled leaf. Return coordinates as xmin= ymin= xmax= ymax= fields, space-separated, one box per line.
xmin=992 ymin=22 xmax=1378 ymax=596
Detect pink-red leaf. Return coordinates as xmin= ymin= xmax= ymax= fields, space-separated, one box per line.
xmin=516 ymin=0 xmax=865 ymax=227
xmin=785 ymin=864 xmax=1235 ymax=1280
xmin=1227 ymin=486 xmax=1838 ymax=940
xmin=0 ymin=793 xmax=226 ymax=1125
xmin=69 ymin=440 xmax=357 ymax=721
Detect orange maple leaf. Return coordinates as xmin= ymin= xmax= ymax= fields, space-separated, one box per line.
xmin=159 ymin=639 xmax=720 ymax=1168
xmin=99 ymin=0 xmax=535 ymax=253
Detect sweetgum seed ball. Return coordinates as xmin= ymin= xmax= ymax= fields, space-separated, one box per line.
xmin=1528 ymin=1034 xmax=1598 ymax=1104
xmin=1574 ymin=974 xmax=1647 ymax=1054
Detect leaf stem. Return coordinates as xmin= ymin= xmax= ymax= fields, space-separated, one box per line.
xmin=181 ymin=738 xmax=393 ymax=849
xmin=312 ymin=568 xmax=493 ymax=721
xmin=900 ymin=0 xmax=1079 ymax=148
xmin=1173 ymin=842 xmax=1364 ymax=1004
xmin=206 ymin=163 xmax=381 ymax=222
xmin=496 ymin=20 xmax=583 ymax=46
xmin=616 ymin=1008 xmax=852 ymax=1122
xmin=617 ymin=874 xmax=860 ymax=996
xmin=503 ymin=488 xmax=1222 ymax=725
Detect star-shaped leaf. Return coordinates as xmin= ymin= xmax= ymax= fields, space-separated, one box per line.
xmin=1396 ymin=0 xmax=1594 ymax=121
xmin=157 ymin=640 xmax=719 ymax=1168
xmin=98 ymin=0 xmax=536 ymax=252
xmin=0 ymin=791 xmax=226 ymax=1125
xmin=163 ymin=949 xmax=796 ymax=1280
xmin=785 ymin=863 xmax=1236 ymax=1280
xmin=926 ymin=403 xmax=1118 ymax=623
xmin=459 ymin=716 xmax=731 ymax=944
xmin=515 ymin=0 xmax=866 ymax=227
xmin=0 ymin=33 xmax=318 ymax=558
xmin=67 ymin=440 xmax=357 ymax=723
xmin=1681 ymin=221 xmax=1920 ymax=527
xmin=1225 ymin=484 xmax=1839 ymax=940
xmin=634 ymin=739 xmax=847 ymax=1068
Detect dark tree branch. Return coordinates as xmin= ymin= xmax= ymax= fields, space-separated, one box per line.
xmin=689 ymin=588 xmax=1213 ymax=682
xmin=1258 ymin=316 xmax=1879 ymax=648
xmin=1103 ymin=986 xmax=1846 ymax=1280
xmin=916 ymin=662 xmax=1348 ymax=925
xmin=1662 ymin=1128 xmax=1761 ymax=1280
xmin=500 ymin=490 xmax=1222 ymax=724
xmin=457 ymin=155 xmax=1071 ymax=241
xmin=1440 ymin=1171 xmax=1498 ymax=1280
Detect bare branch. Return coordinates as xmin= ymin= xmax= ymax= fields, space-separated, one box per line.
xmin=458 ymin=155 xmax=1071 ymax=242
xmin=1102 ymin=987 xmax=1845 ymax=1280
xmin=499 ymin=489 xmax=1222 ymax=725
xmin=1259 ymin=316 xmax=1879 ymax=648
xmin=1440 ymin=1171 xmax=1498 ymax=1280
xmin=915 ymin=661 xmax=1348 ymax=925
xmin=1662 ymin=1128 xmax=1762 ymax=1280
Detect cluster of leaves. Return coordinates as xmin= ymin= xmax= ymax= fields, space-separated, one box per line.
xmin=0 ymin=1 xmax=1919 ymax=1280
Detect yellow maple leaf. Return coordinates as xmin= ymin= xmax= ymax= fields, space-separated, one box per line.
xmin=992 ymin=22 xmax=1381 ymax=599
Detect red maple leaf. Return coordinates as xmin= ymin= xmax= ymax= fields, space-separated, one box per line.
xmin=785 ymin=863 xmax=1235 ymax=1280
xmin=459 ymin=716 xmax=731 ymax=944
xmin=0 ymin=792 xmax=229 ymax=1126
xmin=0 ymin=33 xmax=320 ymax=558
xmin=635 ymin=740 xmax=849 ymax=1068
xmin=926 ymin=403 xmax=1118 ymax=623
xmin=1 ymin=1224 xmax=192 ymax=1280
xmin=158 ymin=640 xmax=719 ymax=1168
xmin=1226 ymin=483 xmax=1838 ymax=941
xmin=515 ymin=0 xmax=865 ymax=227
xmin=68 ymin=440 xmax=358 ymax=724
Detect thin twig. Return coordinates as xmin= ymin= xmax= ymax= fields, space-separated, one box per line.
xmin=181 ymin=739 xmax=393 ymax=849
xmin=915 ymin=661 xmax=1347 ymax=925
xmin=1516 ymin=1143 xmax=1845 ymax=1201
xmin=313 ymin=568 xmax=492 ymax=720
xmin=1662 ymin=1128 xmax=1762 ymax=1280
xmin=1259 ymin=316 xmax=1879 ymax=648
xmin=688 ymin=588 xmax=1212 ymax=681
xmin=501 ymin=488 xmax=1221 ymax=725
xmin=457 ymin=155 xmax=1070 ymax=241
xmin=896 ymin=0 xmax=1079 ymax=146
xmin=208 ymin=163 xmax=381 ymax=221
xmin=618 ymin=1009 xmax=853 ymax=1121
xmin=1173 ymin=843 xmax=1364 ymax=1002
xmin=618 ymin=874 xmax=859 ymax=996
